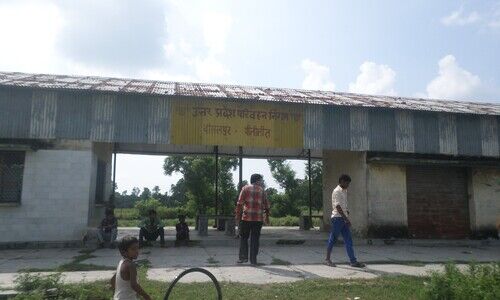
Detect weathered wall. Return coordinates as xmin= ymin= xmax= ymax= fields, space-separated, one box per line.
xmin=469 ymin=168 xmax=500 ymax=235
xmin=88 ymin=142 xmax=114 ymax=227
xmin=0 ymin=148 xmax=93 ymax=242
xmin=323 ymin=150 xmax=368 ymax=236
xmin=367 ymin=164 xmax=407 ymax=227
xmin=2 ymin=85 xmax=498 ymax=158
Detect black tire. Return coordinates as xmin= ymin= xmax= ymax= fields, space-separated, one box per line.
xmin=164 ymin=267 xmax=222 ymax=300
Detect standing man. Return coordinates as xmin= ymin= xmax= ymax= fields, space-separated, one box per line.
xmin=325 ymin=174 xmax=365 ymax=268
xmin=235 ymin=174 xmax=270 ymax=265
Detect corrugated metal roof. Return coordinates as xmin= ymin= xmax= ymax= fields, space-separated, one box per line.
xmin=0 ymin=71 xmax=499 ymax=115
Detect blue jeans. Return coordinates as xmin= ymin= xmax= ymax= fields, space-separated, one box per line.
xmin=327 ymin=217 xmax=357 ymax=263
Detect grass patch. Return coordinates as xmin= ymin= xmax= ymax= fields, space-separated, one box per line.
xmin=56 ymin=250 xmax=116 ymax=272
xmin=13 ymin=272 xmax=429 ymax=300
xmin=19 ymin=250 xmax=114 ymax=273
xmin=78 ymin=249 xmax=95 ymax=255
xmin=17 ymin=262 xmax=500 ymax=299
xmin=271 ymin=258 xmax=292 ymax=266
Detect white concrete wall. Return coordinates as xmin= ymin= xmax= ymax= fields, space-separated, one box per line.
xmin=367 ymin=164 xmax=407 ymax=226
xmin=469 ymin=168 xmax=500 ymax=232
xmin=0 ymin=149 xmax=93 ymax=242
xmin=323 ymin=150 xmax=368 ymax=236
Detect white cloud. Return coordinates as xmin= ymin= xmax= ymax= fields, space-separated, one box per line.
xmin=441 ymin=7 xmax=480 ymax=26
xmin=348 ymin=61 xmax=396 ymax=96
xmin=0 ymin=1 xmax=63 ymax=73
xmin=489 ymin=20 xmax=500 ymax=28
xmin=193 ymin=56 xmax=230 ymax=82
xmin=160 ymin=1 xmax=232 ymax=83
xmin=138 ymin=69 xmax=194 ymax=83
xmin=488 ymin=5 xmax=500 ymax=28
xmin=426 ymin=55 xmax=481 ymax=100
xmin=202 ymin=11 xmax=232 ymax=55
xmin=300 ymin=59 xmax=335 ymax=91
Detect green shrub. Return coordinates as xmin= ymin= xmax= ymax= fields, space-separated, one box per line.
xmin=269 ymin=193 xmax=301 ymax=217
xmin=134 ymin=198 xmax=163 ymax=217
xmin=269 ymin=216 xmax=299 ymax=226
xmin=312 ymin=217 xmax=323 ymax=227
xmin=156 ymin=206 xmax=189 ymax=219
xmin=117 ymin=219 xmax=140 ymax=227
xmin=114 ymin=208 xmax=139 ymax=220
xmin=118 ymin=218 xmax=204 ymax=227
xmin=14 ymin=273 xmax=111 ymax=300
xmin=425 ymin=263 xmax=500 ymax=300
xmin=14 ymin=272 xmax=62 ymax=293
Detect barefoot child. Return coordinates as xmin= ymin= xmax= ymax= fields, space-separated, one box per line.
xmin=111 ymin=236 xmax=151 ymax=300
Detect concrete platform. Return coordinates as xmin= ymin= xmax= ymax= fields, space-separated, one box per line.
xmin=0 ymin=239 xmax=498 ymax=290
xmin=117 ymin=226 xmax=500 ymax=248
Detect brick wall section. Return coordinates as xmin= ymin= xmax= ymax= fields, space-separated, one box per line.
xmin=0 ymin=149 xmax=92 ymax=242
xmin=406 ymin=166 xmax=469 ymax=239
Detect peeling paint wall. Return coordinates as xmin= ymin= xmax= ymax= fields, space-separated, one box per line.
xmin=89 ymin=142 xmax=114 ymax=227
xmin=469 ymin=168 xmax=500 ymax=232
xmin=367 ymin=164 xmax=407 ymax=227
xmin=323 ymin=150 xmax=368 ymax=236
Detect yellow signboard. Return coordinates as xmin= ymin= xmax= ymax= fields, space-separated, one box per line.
xmin=171 ymin=99 xmax=303 ymax=148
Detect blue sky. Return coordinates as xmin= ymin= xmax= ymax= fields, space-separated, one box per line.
xmin=0 ymin=0 xmax=499 ymax=193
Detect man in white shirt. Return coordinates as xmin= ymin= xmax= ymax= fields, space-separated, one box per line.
xmin=325 ymin=174 xmax=365 ymax=268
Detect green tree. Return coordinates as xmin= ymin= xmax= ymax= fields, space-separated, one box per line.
xmin=306 ymin=160 xmax=323 ymax=212
xmin=167 ymin=178 xmax=188 ymax=207
xmin=268 ymin=159 xmax=302 ymax=216
xmin=151 ymin=186 xmax=161 ymax=200
xmin=140 ymin=187 xmax=152 ymax=200
xmin=131 ymin=187 xmax=140 ymax=197
xmin=267 ymin=159 xmax=323 ymax=216
xmin=163 ymin=156 xmax=238 ymax=216
xmin=268 ymin=159 xmax=299 ymax=191
xmin=218 ymin=158 xmax=239 ymax=215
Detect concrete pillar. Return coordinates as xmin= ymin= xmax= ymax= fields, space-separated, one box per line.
xmin=198 ymin=215 xmax=209 ymax=236
xmin=468 ymin=167 xmax=500 ymax=238
xmin=323 ymin=150 xmax=368 ymax=236
xmin=88 ymin=142 xmax=114 ymax=227
xmin=225 ymin=218 xmax=236 ymax=236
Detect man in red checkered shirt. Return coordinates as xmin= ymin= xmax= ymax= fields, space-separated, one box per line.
xmin=235 ymin=173 xmax=270 ymax=265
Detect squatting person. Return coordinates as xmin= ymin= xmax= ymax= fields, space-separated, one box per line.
xmin=139 ymin=209 xmax=165 ymax=247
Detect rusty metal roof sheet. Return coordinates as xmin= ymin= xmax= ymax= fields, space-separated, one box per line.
xmin=0 ymin=71 xmax=498 ymax=115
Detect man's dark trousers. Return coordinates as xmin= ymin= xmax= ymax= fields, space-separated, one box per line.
xmin=239 ymin=221 xmax=263 ymax=264
xmin=139 ymin=227 xmax=165 ymax=243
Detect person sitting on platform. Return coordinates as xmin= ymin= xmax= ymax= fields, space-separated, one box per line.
xmin=98 ymin=208 xmax=118 ymax=248
xmin=139 ymin=209 xmax=165 ymax=247
xmin=175 ymin=214 xmax=190 ymax=246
